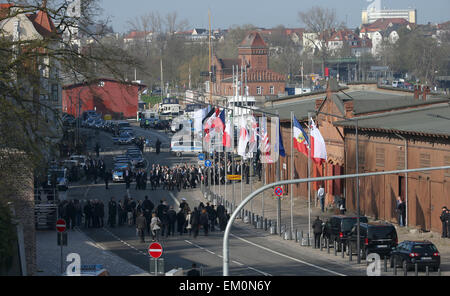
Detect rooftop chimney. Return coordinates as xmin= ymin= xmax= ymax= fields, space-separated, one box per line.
xmin=344 ymin=100 xmax=354 ymax=118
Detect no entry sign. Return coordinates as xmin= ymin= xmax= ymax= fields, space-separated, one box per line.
xmin=274 ymin=186 xmax=284 ymax=197
xmin=56 ymin=219 xmax=66 ymax=232
xmin=148 ymin=242 xmax=163 ymax=258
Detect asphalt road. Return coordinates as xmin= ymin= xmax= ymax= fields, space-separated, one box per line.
xmin=67 ymin=125 xmax=369 ymax=276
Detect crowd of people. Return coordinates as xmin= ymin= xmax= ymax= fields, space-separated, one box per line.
xmin=107 ymin=196 xmax=231 ymax=243
xmin=58 ymin=199 xmax=105 ymax=229
xmin=114 ymin=155 xmax=262 ymax=194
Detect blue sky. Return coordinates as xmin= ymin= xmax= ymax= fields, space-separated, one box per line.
xmin=99 ymin=0 xmax=450 ymax=33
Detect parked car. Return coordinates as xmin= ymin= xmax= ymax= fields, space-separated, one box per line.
xmin=390 ymin=240 xmax=440 ymax=271
xmin=118 ymin=132 xmax=133 ymax=145
xmin=323 ymin=215 xmax=369 ymax=250
xmin=348 ymin=222 xmax=398 ymax=259
xmin=112 ymin=163 xmax=130 ymax=183
xmin=69 ymin=155 xmax=87 ymax=168
xmin=47 ymin=168 xmax=69 ymax=191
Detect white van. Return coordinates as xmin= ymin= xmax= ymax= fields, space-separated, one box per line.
xmin=170 ymin=140 xmax=202 ymax=157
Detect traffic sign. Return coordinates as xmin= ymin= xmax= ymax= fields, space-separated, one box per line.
xmin=226 ymin=175 xmax=242 ymax=181
xmin=198 ymin=153 xmax=205 ymax=161
xmin=148 ymin=242 xmax=163 ymax=258
xmin=274 ymin=186 xmax=284 ymax=197
xmin=205 ymin=160 xmax=212 ymax=167
xmin=56 ymin=219 xmax=66 ymax=232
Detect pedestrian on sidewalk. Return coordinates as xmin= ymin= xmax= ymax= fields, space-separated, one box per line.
xmin=136 ymin=212 xmax=147 ymax=243
xmin=396 ymin=196 xmax=405 ymax=227
xmin=199 ymin=208 xmax=209 ymax=236
xmin=440 ymin=206 xmax=449 ymax=238
xmin=317 ymin=185 xmax=325 ymax=213
xmin=312 ymin=216 xmax=323 ymax=249
xmin=185 ymin=210 xmax=193 ymax=236
xmin=177 ymin=209 xmax=186 ymax=235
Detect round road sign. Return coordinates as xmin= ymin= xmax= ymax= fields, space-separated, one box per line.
xmin=205 ymin=160 xmax=212 ymax=167
xmin=148 ymin=242 xmax=163 ymax=258
xmin=56 ymin=219 xmax=66 ymax=232
xmin=198 ymin=153 xmax=205 ymax=161
xmin=274 ymin=186 xmax=283 ymax=197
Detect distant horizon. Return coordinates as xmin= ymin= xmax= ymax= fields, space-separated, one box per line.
xmin=98 ymin=0 xmax=450 ymax=34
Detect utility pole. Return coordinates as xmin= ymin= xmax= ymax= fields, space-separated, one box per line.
xmin=208 ymin=9 xmax=212 ymax=104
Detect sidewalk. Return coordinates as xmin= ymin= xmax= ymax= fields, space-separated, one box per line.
xmin=35 ymin=228 xmax=150 ymax=276
xmin=201 ymin=177 xmax=450 ymax=273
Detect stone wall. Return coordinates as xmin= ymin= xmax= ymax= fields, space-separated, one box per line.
xmin=0 ymin=150 xmax=35 ymax=275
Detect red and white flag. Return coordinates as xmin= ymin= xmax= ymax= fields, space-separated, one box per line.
xmin=237 ymin=117 xmax=249 ymax=157
xmin=310 ymin=118 xmax=327 ymax=164
xmin=223 ymin=117 xmax=232 ymax=148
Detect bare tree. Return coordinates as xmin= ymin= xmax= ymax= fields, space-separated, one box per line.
xmin=298 ymin=6 xmax=344 ymax=74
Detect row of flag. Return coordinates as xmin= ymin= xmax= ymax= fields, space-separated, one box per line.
xmin=198 ymin=107 xmax=327 ymax=164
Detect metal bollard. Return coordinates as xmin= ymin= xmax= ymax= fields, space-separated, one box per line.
xmin=334 ymin=241 xmax=337 ymax=256
xmin=403 ymin=261 xmax=407 ymax=276
xmin=264 ymin=219 xmax=268 ymax=231
xmin=295 ymin=229 xmax=298 ymax=242
xmin=426 ymin=266 xmax=429 ymax=276
xmin=415 ymin=263 xmax=418 ymax=276
xmin=341 ymin=242 xmax=345 ymax=258
xmin=320 ymin=236 xmax=323 ymax=251
xmin=393 ymin=257 xmax=397 ymax=276
xmin=349 ymin=243 xmax=352 ymax=262
xmin=327 ymin=238 xmax=330 ymax=254
xmin=438 ymin=267 xmax=441 ymax=276
xmin=384 ymin=256 xmax=388 ymax=272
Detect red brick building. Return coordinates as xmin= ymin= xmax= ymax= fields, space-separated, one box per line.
xmin=62 ymin=78 xmax=146 ymax=119
xmin=211 ymin=31 xmax=286 ymax=101
xmin=262 ymin=82 xmax=450 ymax=232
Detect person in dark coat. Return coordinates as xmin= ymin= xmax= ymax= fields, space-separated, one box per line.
xmin=160 ymin=210 xmax=170 ymax=237
xmin=186 ymin=263 xmax=201 ymax=276
xmin=191 ymin=207 xmax=200 ymax=238
xmin=156 ymin=200 xmax=167 ymax=219
xmin=208 ymin=205 xmax=217 ymax=232
xmin=312 ymin=216 xmax=323 ymax=249
xmin=216 ymin=203 xmax=226 ymax=231
xmin=440 ymin=206 xmax=449 ymax=238
xmin=66 ymin=200 xmax=76 ymax=230
xmin=199 ymin=208 xmax=209 ymax=236
xmin=136 ymin=212 xmax=147 ymax=243
xmin=142 ymin=196 xmax=154 ymax=234
xmin=83 ymin=200 xmax=92 ymax=228
xmin=108 ymin=197 xmax=117 ymax=227
xmin=104 ymin=169 xmax=112 ymax=189
xmin=155 ymin=138 xmax=161 ymax=155
xmin=177 ymin=210 xmax=186 ymax=235
xmin=99 ymin=200 xmax=105 ymax=228
xmin=167 ymin=206 xmax=177 ymax=236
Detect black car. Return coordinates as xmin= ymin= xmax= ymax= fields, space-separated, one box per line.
xmin=390 ymin=240 xmax=440 ymax=271
xmin=324 ymin=215 xmax=368 ymax=250
xmin=348 ymin=222 xmax=398 ymax=259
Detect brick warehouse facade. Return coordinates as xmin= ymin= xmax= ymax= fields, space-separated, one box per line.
xmin=211 ymin=31 xmax=286 ymax=104
xmin=263 ymin=82 xmax=450 ymax=233
xmin=62 ymin=78 xmax=146 ymax=119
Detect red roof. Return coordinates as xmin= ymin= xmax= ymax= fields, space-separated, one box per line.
xmin=27 ymin=8 xmax=57 ymax=38
xmin=124 ymin=31 xmax=152 ymax=39
xmin=0 ymin=3 xmax=13 ymax=18
xmin=239 ymin=31 xmax=267 ymax=48
xmin=361 ymin=18 xmax=410 ymax=33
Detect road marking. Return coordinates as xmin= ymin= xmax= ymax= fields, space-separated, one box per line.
xmin=184 ymin=239 xmax=270 ymax=275
xmin=248 ymin=266 xmax=271 ymax=276
xmin=168 ymin=191 xmax=180 ymax=207
xmin=229 ymin=233 xmax=346 ymax=276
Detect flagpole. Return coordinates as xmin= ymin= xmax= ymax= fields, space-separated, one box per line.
xmin=276 ymin=113 xmax=281 ymax=236
xmin=307 ymin=112 xmax=312 ymax=245
xmin=290 ymin=111 xmax=294 ymax=233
